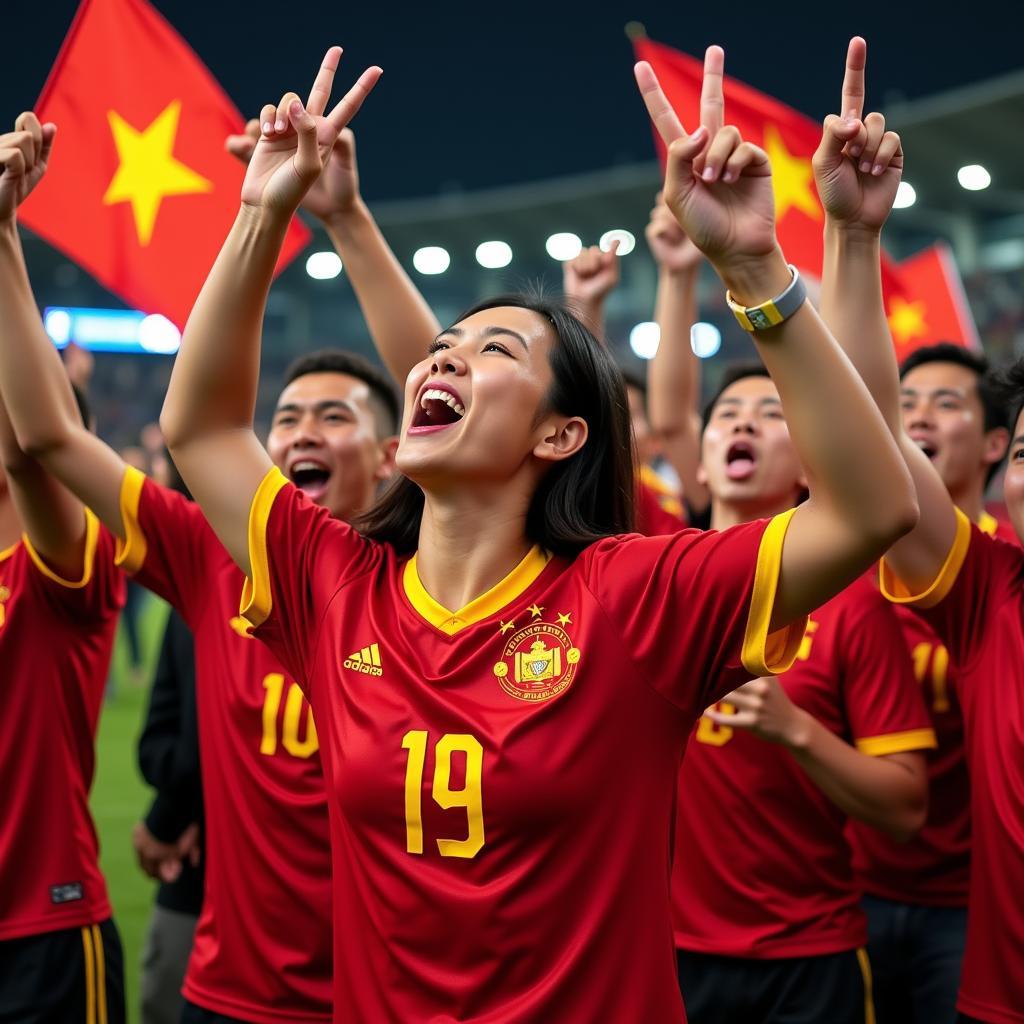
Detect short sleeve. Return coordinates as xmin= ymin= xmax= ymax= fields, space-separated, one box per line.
xmin=240 ymin=468 xmax=382 ymax=687
xmin=839 ymin=588 xmax=936 ymax=757
xmin=114 ymin=466 xmax=211 ymax=622
xmin=22 ymin=508 xmax=125 ymax=622
xmin=583 ymin=510 xmax=807 ymax=715
xmin=880 ymin=508 xmax=1023 ymax=671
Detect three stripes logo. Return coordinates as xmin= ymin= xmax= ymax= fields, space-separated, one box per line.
xmin=344 ymin=642 xmax=383 ymax=677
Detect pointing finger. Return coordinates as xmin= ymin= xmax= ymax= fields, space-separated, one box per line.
xmin=306 ymin=45 xmax=342 ymax=117
xmin=325 ymin=66 xmax=383 ymax=134
xmin=841 ymin=37 xmax=867 ymax=120
xmin=634 ymin=61 xmax=686 ymax=145
xmin=700 ymin=45 xmax=725 ymax=136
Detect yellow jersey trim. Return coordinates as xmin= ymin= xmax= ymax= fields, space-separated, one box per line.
xmin=0 ymin=542 xmax=17 ymax=562
xmin=22 ymin=508 xmax=99 ymax=589
xmin=856 ymin=947 xmax=876 ymax=1024
xmin=978 ymin=510 xmax=999 ymax=537
xmin=240 ymin=466 xmax=289 ymax=629
xmin=114 ymin=465 xmax=148 ymax=574
xmin=741 ymin=509 xmax=808 ymax=677
xmin=855 ymin=728 xmax=937 ymax=757
xmin=404 ymin=545 xmax=552 ymax=636
xmin=880 ymin=507 xmax=971 ymax=609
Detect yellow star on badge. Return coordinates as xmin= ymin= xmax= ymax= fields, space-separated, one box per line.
xmin=887 ymin=297 xmax=929 ymax=348
xmin=556 ymin=612 xmax=572 ymax=627
xmin=499 ymin=619 xmax=516 ymax=635
xmin=103 ymin=100 xmax=213 ymax=246
xmin=528 ymin=604 xmax=544 ymax=619
xmin=762 ymin=124 xmax=821 ymax=224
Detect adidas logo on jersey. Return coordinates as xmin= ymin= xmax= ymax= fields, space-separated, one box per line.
xmin=344 ymin=643 xmax=383 ymax=677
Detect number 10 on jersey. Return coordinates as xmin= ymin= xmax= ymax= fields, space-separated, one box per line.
xmin=402 ymin=731 xmax=485 ymax=859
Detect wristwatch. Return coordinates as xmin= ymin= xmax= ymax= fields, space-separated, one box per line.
xmin=726 ymin=264 xmax=807 ymax=332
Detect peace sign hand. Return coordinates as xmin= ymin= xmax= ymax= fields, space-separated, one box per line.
xmin=812 ymin=37 xmax=903 ymax=233
xmin=0 ymin=112 xmax=56 ymax=223
xmin=635 ymin=47 xmax=777 ymax=275
xmin=240 ymin=47 xmax=381 ymax=220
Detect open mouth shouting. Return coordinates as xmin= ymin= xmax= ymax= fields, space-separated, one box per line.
xmin=289 ymin=457 xmax=332 ymax=502
xmin=910 ymin=434 xmax=938 ymax=460
xmin=409 ymin=381 xmax=466 ymax=435
xmin=725 ymin=440 xmax=757 ymax=481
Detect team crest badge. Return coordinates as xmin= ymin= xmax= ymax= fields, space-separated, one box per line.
xmin=493 ymin=616 xmax=580 ymax=702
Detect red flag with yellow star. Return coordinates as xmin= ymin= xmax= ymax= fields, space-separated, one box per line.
xmin=19 ymin=0 xmax=310 ymax=329
xmin=888 ymin=243 xmax=981 ymax=357
xmin=633 ymin=37 xmax=907 ymax=295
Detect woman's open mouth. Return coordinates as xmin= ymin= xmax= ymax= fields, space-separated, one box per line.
xmin=409 ymin=384 xmax=466 ymax=434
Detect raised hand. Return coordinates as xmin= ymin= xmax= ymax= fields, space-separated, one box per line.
xmin=645 ymin=197 xmax=702 ymax=274
xmin=563 ymin=240 xmax=620 ymax=306
xmin=812 ymin=38 xmax=903 ymax=232
xmin=228 ymin=119 xmax=361 ymax=225
xmin=0 ymin=112 xmax=56 ymax=222
xmin=240 ymin=46 xmax=380 ymax=218
xmin=635 ymin=47 xmax=776 ymax=274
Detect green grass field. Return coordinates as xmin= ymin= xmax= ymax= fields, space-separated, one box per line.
xmin=92 ymin=595 xmax=172 ymax=1024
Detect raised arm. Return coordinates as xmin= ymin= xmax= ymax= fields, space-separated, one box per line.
xmin=161 ymin=49 xmax=381 ymax=575
xmin=562 ymin=241 xmax=620 ymax=339
xmin=644 ymin=199 xmax=706 ymax=511
xmin=813 ymin=37 xmax=958 ymax=591
xmin=635 ymin=47 xmax=917 ymax=630
xmin=227 ymin=122 xmax=438 ymax=384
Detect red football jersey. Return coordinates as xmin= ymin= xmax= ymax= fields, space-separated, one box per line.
xmin=636 ymin=465 xmax=687 ymax=537
xmin=882 ymin=509 xmax=1024 ymax=1024
xmin=117 ymin=468 xmax=332 ymax=1023
xmin=673 ymin=576 xmax=934 ymax=958
xmin=0 ymin=512 xmax=124 ymax=940
xmin=242 ymin=469 xmax=807 ymax=1023
xmin=851 ymin=513 xmax=1014 ymax=908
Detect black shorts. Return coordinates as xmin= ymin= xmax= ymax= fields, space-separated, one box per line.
xmin=677 ymin=947 xmax=875 ymax=1024
xmin=0 ymin=918 xmax=125 ymax=1024
xmin=180 ymin=1002 xmax=246 ymax=1023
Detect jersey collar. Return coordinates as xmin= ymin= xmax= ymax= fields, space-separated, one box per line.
xmin=977 ymin=510 xmax=999 ymax=536
xmin=403 ymin=545 xmax=551 ymax=636
xmin=0 ymin=542 xmax=18 ymax=563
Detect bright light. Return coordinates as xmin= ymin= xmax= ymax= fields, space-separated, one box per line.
xmin=44 ymin=308 xmax=72 ymax=345
xmin=413 ymin=246 xmax=451 ymax=275
xmin=139 ymin=314 xmax=181 ymax=354
xmin=629 ymin=321 xmax=661 ymax=360
xmin=690 ymin=322 xmax=722 ymax=359
xmin=475 ymin=240 xmax=512 ymax=269
xmin=305 ymin=251 xmax=342 ymax=280
xmin=957 ymin=164 xmax=991 ymax=191
xmin=545 ymin=232 xmax=582 ymax=261
xmin=600 ymin=229 xmax=636 ymax=256
xmin=894 ymin=181 xmax=917 ymax=209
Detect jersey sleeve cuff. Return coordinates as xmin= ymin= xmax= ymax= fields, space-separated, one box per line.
xmin=114 ymin=465 xmax=148 ymax=574
xmin=741 ymin=508 xmax=808 ymax=677
xmin=240 ymin=466 xmax=290 ymax=630
xmin=879 ymin=507 xmax=971 ymax=609
xmin=855 ymin=728 xmax=937 ymax=756
xmin=22 ymin=508 xmax=100 ymax=589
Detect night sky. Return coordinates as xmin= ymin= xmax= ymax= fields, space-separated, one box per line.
xmin=2 ymin=1 xmax=1020 ymax=204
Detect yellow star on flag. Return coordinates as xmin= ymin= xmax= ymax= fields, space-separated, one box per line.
xmin=102 ymin=100 xmax=213 ymax=246
xmin=528 ymin=604 xmax=544 ymax=619
xmin=763 ymin=124 xmax=821 ymax=224
xmin=556 ymin=612 xmax=572 ymax=627
xmin=888 ymin=297 xmax=929 ymax=347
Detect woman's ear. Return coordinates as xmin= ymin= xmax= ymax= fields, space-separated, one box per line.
xmin=534 ymin=416 xmax=589 ymax=464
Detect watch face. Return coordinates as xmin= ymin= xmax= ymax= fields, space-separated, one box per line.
xmin=749 ymin=308 xmax=772 ymax=330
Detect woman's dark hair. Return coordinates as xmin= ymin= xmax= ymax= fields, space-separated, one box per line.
xmin=994 ymin=356 xmax=1024 ymax=445
xmin=355 ymin=294 xmax=636 ymax=557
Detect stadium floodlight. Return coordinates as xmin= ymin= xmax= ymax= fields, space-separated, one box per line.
xmin=893 ymin=181 xmax=917 ymax=209
xmin=690 ymin=322 xmax=722 ymax=359
xmin=957 ymin=164 xmax=991 ymax=191
xmin=545 ymin=232 xmax=583 ymax=262
xmin=475 ymin=240 xmax=513 ymax=269
xmin=44 ymin=308 xmax=72 ymax=345
xmin=599 ymin=229 xmax=636 ymax=256
xmin=413 ymin=246 xmax=451 ymax=275
xmin=139 ymin=314 xmax=182 ymax=354
xmin=629 ymin=321 xmax=661 ymax=360
xmin=305 ymin=251 xmax=343 ymax=280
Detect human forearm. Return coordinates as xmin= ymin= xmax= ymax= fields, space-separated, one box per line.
xmin=323 ymin=199 xmax=440 ymax=383
xmin=785 ymin=712 xmax=927 ymax=840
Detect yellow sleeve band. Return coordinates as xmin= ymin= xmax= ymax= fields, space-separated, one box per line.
xmin=879 ymin=507 xmax=971 ymax=609
xmin=23 ymin=508 xmax=100 ymax=589
xmin=113 ymin=465 xmax=148 ymax=574
xmin=741 ymin=508 xmax=808 ymax=677
xmin=240 ymin=466 xmax=289 ymax=630
xmin=856 ymin=728 xmax=937 ymax=757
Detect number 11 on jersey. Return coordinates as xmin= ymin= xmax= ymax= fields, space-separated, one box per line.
xmin=402 ymin=730 xmax=486 ymax=859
